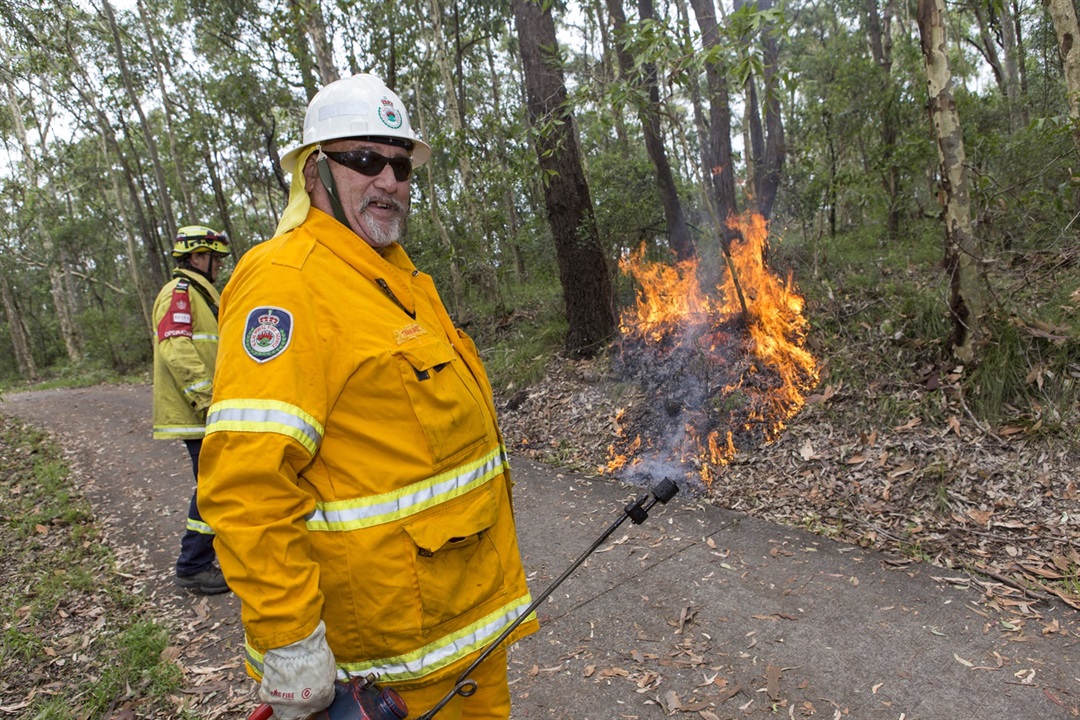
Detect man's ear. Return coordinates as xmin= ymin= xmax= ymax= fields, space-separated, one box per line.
xmin=303 ymin=154 xmax=319 ymax=194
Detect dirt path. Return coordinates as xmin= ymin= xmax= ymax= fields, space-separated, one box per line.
xmin=2 ymin=384 xmax=250 ymax=718
xmin=5 ymin=383 xmax=1080 ymax=720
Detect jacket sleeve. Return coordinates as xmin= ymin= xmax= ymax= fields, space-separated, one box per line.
xmin=197 ymin=257 xmax=331 ymax=656
xmin=154 ymin=283 xmax=214 ymax=412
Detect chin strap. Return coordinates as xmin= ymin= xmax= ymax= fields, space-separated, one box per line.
xmin=316 ymin=153 xmax=353 ymax=231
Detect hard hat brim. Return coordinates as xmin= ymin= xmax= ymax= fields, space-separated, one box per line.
xmin=280 ymin=138 xmax=431 ymax=177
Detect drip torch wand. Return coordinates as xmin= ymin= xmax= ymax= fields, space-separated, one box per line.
xmin=415 ymin=477 xmax=681 ymax=720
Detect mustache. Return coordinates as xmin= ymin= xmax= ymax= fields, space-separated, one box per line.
xmin=358 ymin=194 xmax=408 ymax=216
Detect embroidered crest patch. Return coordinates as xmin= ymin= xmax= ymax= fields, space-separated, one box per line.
xmin=243 ymin=306 xmax=293 ymax=363
xmin=378 ymin=97 xmax=404 ymax=129
xmin=157 ymin=279 xmax=194 ymax=341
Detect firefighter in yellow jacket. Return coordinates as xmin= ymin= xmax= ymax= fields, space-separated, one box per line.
xmin=152 ymin=225 xmax=231 ymax=595
xmin=198 ymin=74 xmax=536 ymax=720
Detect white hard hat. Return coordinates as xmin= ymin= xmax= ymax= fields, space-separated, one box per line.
xmin=280 ymin=73 xmax=432 ymax=175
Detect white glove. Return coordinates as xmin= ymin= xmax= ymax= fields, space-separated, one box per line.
xmin=258 ymin=620 xmax=337 ymax=720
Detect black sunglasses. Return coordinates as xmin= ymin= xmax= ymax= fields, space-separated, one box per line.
xmin=321 ymin=149 xmax=412 ymax=182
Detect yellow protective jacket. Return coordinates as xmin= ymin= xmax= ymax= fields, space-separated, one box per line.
xmin=198 ymin=208 xmax=536 ymax=688
xmin=152 ymin=268 xmax=220 ymax=439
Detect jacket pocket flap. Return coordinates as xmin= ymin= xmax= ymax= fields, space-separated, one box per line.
xmin=395 ymin=340 xmax=457 ymax=373
xmin=403 ymin=484 xmax=498 ymax=553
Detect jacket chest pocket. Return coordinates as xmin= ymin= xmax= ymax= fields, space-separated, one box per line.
xmin=402 ymin=484 xmax=506 ymax=632
xmin=394 ymin=339 xmax=491 ymax=468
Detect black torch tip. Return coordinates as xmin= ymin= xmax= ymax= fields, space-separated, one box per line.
xmin=652 ymin=477 xmax=679 ymax=503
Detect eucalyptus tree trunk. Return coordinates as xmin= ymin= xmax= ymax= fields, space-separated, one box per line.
xmin=136 ymin=0 xmax=195 ymax=221
xmin=513 ymin=0 xmax=616 ymax=356
xmin=1000 ymin=0 xmax=1025 ymax=128
xmin=287 ymin=0 xmax=320 ymax=99
xmin=205 ymin=150 xmax=239 ymax=249
xmin=672 ymin=0 xmax=720 ymax=221
xmin=865 ymin=0 xmax=902 ymax=240
xmin=485 ymin=36 xmax=528 ymax=284
xmin=969 ymin=0 xmax=1024 ymax=131
xmin=917 ymin=0 xmax=984 ymax=363
xmin=740 ymin=0 xmax=784 ymax=220
xmin=0 ymin=63 xmax=84 ymax=364
xmin=53 ymin=20 xmax=167 ymax=289
xmin=688 ymin=0 xmax=740 ymax=247
xmin=304 ymin=0 xmax=339 ymax=85
xmin=1044 ymin=0 xmax=1080 ymax=158
xmin=101 ymin=0 xmax=178 ymax=241
xmin=0 ymin=269 xmax=38 ymax=380
xmin=412 ymin=77 xmax=464 ymax=313
xmin=606 ymin=0 xmax=695 ymax=260
xmin=106 ymin=159 xmax=154 ymax=334
xmin=81 ymin=87 xmax=167 ymax=288
xmin=971 ymin=2 xmax=1007 ymax=93
xmin=428 ymin=0 xmax=499 ymax=305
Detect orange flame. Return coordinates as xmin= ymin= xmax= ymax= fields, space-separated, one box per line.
xmin=605 ymin=211 xmax=819 ymax=486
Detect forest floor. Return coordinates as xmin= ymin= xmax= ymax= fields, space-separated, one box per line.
xmin=2 ymin=348 xmax=1079 ymax=719
xmin=495 ymin=354 xmax=1080 ymax=613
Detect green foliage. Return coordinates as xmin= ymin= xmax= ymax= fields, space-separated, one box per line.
xmin=465 ymin=282 xmax=568 ymax=395
xmin=588 ymin=146 xmax=666 ymax=254
xmin=0 ymin=363 xmax=143 ymax=394
xmin=965 ymin=312 xmax=1079 ymax=429
xmin=775 ymin=201 xmax=1080 ymax=441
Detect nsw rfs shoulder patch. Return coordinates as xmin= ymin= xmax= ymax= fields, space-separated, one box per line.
xmin=243 ymin=306 xmax=293 ymax=363
xmin=157 ymin=279 xmax=193 ymax=341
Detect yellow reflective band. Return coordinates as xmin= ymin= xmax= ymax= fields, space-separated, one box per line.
xmin=205 ymin=399 xmax=324 ymax=456
xmin=246 ymin=644 xmax=266 ymax=679
xmin=191 ymin=333 xmax=219 ymax=342
xmin=186 ymin=518 xmax=214 ymax=535
xmin=305 ymin=446 xmax=508 ymax=532
xmin=335 ymin=594 xmax=536 ymax=683
xmin=242 ymin=597 xmax=535 ymax=683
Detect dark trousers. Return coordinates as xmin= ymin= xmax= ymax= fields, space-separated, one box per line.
xmin=176 ymin=438 xmax=217 ymax=576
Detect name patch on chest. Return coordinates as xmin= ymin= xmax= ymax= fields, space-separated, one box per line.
xmin=393 ymin=323 xmax=428 ymax=345
xmin=243 ymin=306 xmax=293 ymax=363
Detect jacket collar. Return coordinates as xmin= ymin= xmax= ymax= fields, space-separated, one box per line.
xmin=304 ymin=208 xmax=417 ymax=316
xmin=173 ymin=267 xmax=221 ymax=304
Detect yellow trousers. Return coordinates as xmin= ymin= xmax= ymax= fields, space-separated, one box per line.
xmin=389 ymin=647 xmax=511 ymax=720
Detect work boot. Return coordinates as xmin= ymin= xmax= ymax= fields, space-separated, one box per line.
xmin=175 ymin=565 xmax=230 ymax=595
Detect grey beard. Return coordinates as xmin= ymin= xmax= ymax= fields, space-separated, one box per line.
xmin=359 ymin=196 xmax=409 ymax=247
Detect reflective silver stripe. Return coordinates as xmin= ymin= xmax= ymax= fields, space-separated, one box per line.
xmin=339 ymin=594 xmax=534 ymax=683
xmin=306 ymin=446 xmax=508 ymax=532
xmin=186 ymin=518 xmax=214 ymax=535
xmin=183 ymin=379 xmax=212 ymax=397
xmin=154 ymin=425 xmax=206 ymax=436
xmin=244 ymin=595 xmax=533 ymax=682
xmin=191 ymin=333 xmax=218 ymax=342
xmin=205 ymin=399 xmax=324 ymax=455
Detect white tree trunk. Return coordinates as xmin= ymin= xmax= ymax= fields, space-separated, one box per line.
xmin=917 ymin=0 xmax=983 ymax=363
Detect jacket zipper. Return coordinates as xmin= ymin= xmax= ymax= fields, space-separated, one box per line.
xmin=376 ymin=278 xmax=415 ymax=319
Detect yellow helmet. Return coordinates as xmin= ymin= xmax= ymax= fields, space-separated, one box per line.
xmin=172 ymin=225 xmax=231 ymax=258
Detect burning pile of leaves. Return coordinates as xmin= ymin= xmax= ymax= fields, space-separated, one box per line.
xmin=497 ymin=212 xmax=1080 ymax=613
xmin=604 ymin=212 xmax=818 ymax=489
